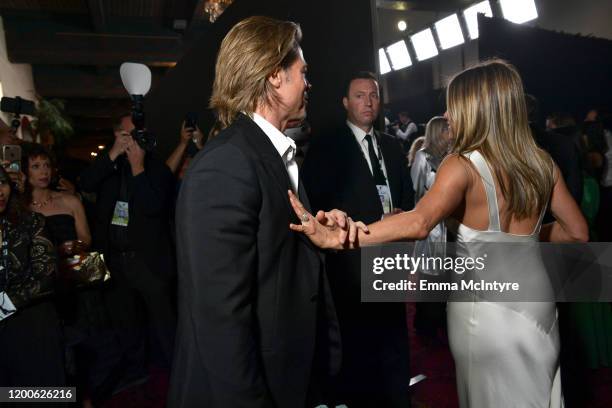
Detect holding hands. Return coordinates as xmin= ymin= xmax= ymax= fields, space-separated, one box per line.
xmin=288 ymin=190 xmax=368 ymax=250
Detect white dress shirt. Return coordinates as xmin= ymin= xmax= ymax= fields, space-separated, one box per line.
xmin=347 ymin=120 xmax=389 ymax=180
xmin=395 ymin=121 xmax=418 ymax=141
xmin=252 ymin=113 xmax=299 ymax=192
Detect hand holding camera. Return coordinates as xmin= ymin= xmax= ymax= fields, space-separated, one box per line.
xmin=109 ymin=130 xmax=131 ymax=161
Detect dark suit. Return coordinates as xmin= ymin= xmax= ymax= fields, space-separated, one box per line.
xmin=169 ymin=114 xmax=341 ymax=408
xmin=303 ymin=124 xmax=415 ymax=407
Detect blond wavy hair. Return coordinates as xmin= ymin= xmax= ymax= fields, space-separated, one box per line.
xmin=209 ymin=16 xmax=302 ymax=136
xmin=447 ymin=59 xmax=554 ymax=219
xmin=423 ymin=116 xmax=450 ymax=162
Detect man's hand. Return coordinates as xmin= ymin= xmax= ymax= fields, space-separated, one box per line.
xmin=126 ymin=138 xmax=145 ymax=176
xmin=109 ymin=131 xmax=131 ymax=161
xmin=288 ymin=190 xmax=368 ymax=249
xmin=180 ymin=121 xmax=194 ymax=145
xmin=1 ymin=160 xmax=25 ymax=193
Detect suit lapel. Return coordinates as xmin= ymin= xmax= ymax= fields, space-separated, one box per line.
xmin=344 ymin=126 xmax=384 ymax=217
xmin=238 ymin=114 xmax=321 ymax=256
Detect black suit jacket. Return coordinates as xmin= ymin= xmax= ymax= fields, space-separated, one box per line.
xmin=79 ymin=152 xmax=175 ymax=280
xmin=303 ymin=125 xmax=414 ymax=222
xmin=302 ymin=124 xmax=414 ymax=406
xmin=168 ymin=114 xmax=341 ymax=408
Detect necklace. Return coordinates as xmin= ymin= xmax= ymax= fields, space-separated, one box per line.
xmin=32 ymin=194 xmax=53 ymax=208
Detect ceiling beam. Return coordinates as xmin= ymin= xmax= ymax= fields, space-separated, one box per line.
xmin=3 ymin=14 xmax=183 ymax=65
xmin=62 ymin=98 xmax=132 ymax=119
xmin=376 ymin=0 xmax=471 ymax=12
xmin=33 ymin=66 xmax=166 ymax=99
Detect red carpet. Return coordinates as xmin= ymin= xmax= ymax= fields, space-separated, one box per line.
xmin=406 ymin=302 xmax=612 ymax=408
xmin=101 ymin=302 xmax=612 ymax=407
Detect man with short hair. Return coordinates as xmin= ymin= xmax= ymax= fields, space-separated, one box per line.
xmin=303 ymin=71 xmax=414 ymax=407
xmin=169 ymin=16 xmax=344 ymax=408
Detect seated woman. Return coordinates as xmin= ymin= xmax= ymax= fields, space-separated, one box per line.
xmin=22 ymin=145 xmax=91 ymax=251
xmin=0 ymin=165 xmax=64 ymax=386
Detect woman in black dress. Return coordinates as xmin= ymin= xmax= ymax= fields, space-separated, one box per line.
xmin=0 ymin=165 xmax=64 ymax=386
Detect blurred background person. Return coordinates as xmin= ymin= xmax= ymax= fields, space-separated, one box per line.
xmin=410 ymin=116 xmax=453 ymax=343
xmin=79 ymin=113 xmax=176 ymax=397
xmin=393 ymin=111 xmax=418 ymax=153
xmin=407 ymin=136 xmax=425 ymax=167
xmin=0 ymin=165 xmax=63 ymax=387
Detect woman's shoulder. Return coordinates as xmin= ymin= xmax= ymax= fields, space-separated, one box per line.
xmin=52 ymin=192 xmax=82 ymax=209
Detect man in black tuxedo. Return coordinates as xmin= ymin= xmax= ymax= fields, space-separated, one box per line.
xmin=303 ymin=71 xmax=415 ymax=407
xmin=169 ymin=16 xmax=344 ymax=408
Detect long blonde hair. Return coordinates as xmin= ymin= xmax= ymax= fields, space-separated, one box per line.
xmin=209 ymin=16 xmax=302 ymax=136
xmin=423 ymin=116 xmax=450 ymax=162
xmin=447 ymin=59 xmax=554 ymax=219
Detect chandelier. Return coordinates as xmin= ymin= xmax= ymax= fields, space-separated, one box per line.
xmin=203 ymin=0 xmax=234 ymax=23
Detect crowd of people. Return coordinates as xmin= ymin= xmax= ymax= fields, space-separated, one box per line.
xmin=0 ymin=14 xmax=610 ymax=408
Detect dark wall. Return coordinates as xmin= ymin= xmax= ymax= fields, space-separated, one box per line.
xmin=146 ymin=0 xmax=377 ymax=159
xmin=478 ymin=15 xmax=612 ymax=123
xmin=383 ymin=60 xmax=445 ymax=125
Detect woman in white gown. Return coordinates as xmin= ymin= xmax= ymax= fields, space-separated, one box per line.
xmin=289 ymin=60 xmax=588 ymax=407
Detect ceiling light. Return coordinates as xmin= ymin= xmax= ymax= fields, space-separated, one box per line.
xmin=386 ymin=40 xmax=412 ymax=71
xmin=378 ymin=48 xmax=392 ymax=75
xmin=397 ymin=20 xmax=407 ymax=31
xmin=434 ymin=14 xmax=464 ymax=50
xmin=411 ymin=28 xmax=438 ymax=61
xmin=463 ymin=1 xmax=493 ymax=40
xmin=499 ymin=0 xmax=538 ymax=24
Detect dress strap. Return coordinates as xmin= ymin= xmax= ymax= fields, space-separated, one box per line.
xmin=465 ymin=151 xmax=501 ymax=232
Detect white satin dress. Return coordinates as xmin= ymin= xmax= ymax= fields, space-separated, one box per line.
xmin=446 ymin=151 xmax=564 ymax=408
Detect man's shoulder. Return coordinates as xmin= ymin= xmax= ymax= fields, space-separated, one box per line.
xmin=190 ymin=120 xmax=257 ymax=171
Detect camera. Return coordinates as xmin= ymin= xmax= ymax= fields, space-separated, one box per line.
xmin=120 ymin=63 xmax=157 ymax=151
xmin=129 ymin=94 xmax=156 ymax=151
xmin=0 ymin=96 xmax=35 ymax=133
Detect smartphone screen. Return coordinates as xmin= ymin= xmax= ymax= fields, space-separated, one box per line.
xmin=1 ymin=145 xmax=21 ymax=173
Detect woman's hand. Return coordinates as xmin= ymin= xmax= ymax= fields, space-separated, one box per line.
xmin=58 ymin=240 xmax=88 ymax=257
xmin=288 ymin=190 xmax=368 ymax=249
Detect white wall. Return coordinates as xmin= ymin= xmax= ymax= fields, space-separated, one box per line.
xmin=0 ymin=16 xmax=36 ymax=134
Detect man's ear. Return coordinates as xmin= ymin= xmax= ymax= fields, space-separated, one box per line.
xmin=268 ymin=68 xmax=282 ymax=89
xmin=342 ymin=96 xmax=349 ymax=111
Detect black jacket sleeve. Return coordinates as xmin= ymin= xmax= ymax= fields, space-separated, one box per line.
xmin=176 ymin=142 xmax=274 ymax=407
xmin=129 ymin=157 xmax=174 ymax=217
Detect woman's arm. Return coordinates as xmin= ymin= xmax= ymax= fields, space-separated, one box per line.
xmin=539 ymin=165 xmax=588 ymax=242
xmin=290 ymin=154 xmax=469 ymax=249
xmin=357 ymin=154 xmax=469 ymax=246
xmin=166 ymin=121 xmax=193 ymax=174
xmin=65 ymin=194 xmax=92 ymax=248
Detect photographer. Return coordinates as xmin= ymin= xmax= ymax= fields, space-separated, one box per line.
xmin=79 ymin=113 xmax=176 ymax=390
xmin=166 ymin=120 xmax=204 ymax=177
